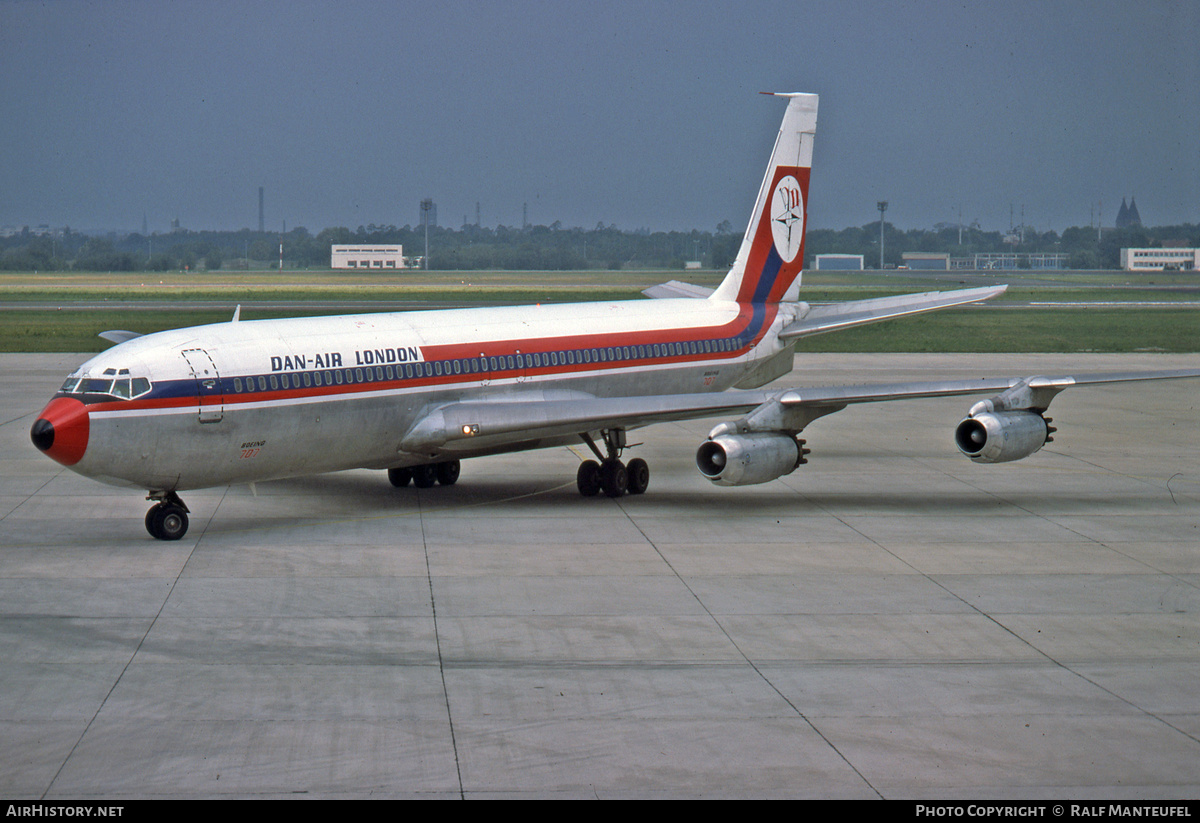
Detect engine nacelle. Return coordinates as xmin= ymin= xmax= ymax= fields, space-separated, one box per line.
xmin=954 ymin=410 xmax=1051 ymax=464
xmin=696 ymin=432 xmax=802 ymax=486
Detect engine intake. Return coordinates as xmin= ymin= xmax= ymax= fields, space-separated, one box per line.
xmin=955 ymin=410 xmax=1052 ymax=464
xmin=696 ymin=432 xmax=803 ymax=486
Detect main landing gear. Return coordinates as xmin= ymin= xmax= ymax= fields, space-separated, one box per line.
xmin=145 ymin=491 xmax=189 ymax=541
xmin=387 ymin=459 xmax=461 ymax=489
xmin=576 ymin=429 xmax=649 ymax=499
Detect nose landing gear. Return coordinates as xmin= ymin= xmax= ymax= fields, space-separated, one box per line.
xmin=145 ymin=491 xmax=189 ymax=540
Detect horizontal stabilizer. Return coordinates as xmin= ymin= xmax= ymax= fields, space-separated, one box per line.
xmin=779 ymin=285 xmax=1007 ymax=340
xmin=641 ymin=280 xmax=715 ymax=300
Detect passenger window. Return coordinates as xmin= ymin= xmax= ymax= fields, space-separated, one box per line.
xmin=303 ymin=372 xmax=312 ymax=388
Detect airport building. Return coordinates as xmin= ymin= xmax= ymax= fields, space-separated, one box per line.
xmin=1120 ymin=247 xmax=1199 ymax=271
xmin=949 ymin=252 xmax=1069 ymax=270
xmin=331 ymin=245 xmax=409 ymax=270
xmin=901 ymin=252 xmax=950 ymax=270
xmin=813 ymin=254 xmax=864 ymax=271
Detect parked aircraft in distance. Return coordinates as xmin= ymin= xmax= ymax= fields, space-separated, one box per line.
xmin=30 ymin=93 xmax=1200 ymax=540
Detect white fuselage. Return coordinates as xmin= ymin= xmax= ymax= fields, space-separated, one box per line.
xmin=53 ymin=297 xmax=797 ymax=491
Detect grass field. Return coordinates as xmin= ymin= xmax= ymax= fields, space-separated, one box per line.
xmin=1 ymin=269 xmax=1196 ymax=353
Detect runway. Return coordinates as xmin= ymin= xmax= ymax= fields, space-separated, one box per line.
xmin=2 ymin=352 xmax=1199 ymax=799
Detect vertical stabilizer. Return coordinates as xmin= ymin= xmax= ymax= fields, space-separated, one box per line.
xmin=711 ymin=93 xmax=818 ymax=304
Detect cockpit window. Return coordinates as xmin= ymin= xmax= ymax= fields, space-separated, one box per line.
xmin=61 ymin=372 xmax=152 ymax=400
xmin=80 ymin=378 xmax=114 ymax=394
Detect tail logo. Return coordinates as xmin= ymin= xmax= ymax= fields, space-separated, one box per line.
xmin=770 ymin=174 xmax=805 ymax=263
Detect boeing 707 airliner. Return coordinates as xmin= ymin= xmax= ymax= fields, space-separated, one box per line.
xmin=30 ymin=93 xmax=1200 ymax=539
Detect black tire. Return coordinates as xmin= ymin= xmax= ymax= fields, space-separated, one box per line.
xmin=145 ymin=504 xmax=163 ymax=539
xmin=600 ymin=458 xmax=627 ymax=498
xmin=153 ymin=504 xmax=189 ymax=541
xmin=626 ymin=457 xmax=649 ymax=495
xmin=412 ymin=464 xmax=438 ymax=488
xmin=436 ymin=460 xmax=461 ymax=485
xmin=576 ymin=460 xmax=601 ymax=497
xmin=387 ymin=467 xmax=413 ymax=487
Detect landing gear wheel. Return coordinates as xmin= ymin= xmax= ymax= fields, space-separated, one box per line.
xmin=576 ymin=460 xmax=601 ymax=497
xmin=626 ymin=457 xmax=649 ymax=495
xmin=387 ymin=467 xmax=413 ymax=487
xmin=412 ymin=464 xmax=438 ymax=488
xmin=600 ymin=458 xmax=627 ymax=498
xmin=436 ymin=460 xmax=460 ymax=485
xmin=145 ymin=504 xmax=162 ymax=537
xmin=146 ymin=502 xmax=188 ymax=540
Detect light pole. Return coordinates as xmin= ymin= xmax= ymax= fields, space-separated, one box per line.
xmin=421 ymin=199 xmax=433 ymax=270
xmin=877 ymin=201 xmax=888 ymax=269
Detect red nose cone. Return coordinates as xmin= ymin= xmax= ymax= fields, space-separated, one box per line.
xmin=31 ymin=397 xmax=90 ymax=466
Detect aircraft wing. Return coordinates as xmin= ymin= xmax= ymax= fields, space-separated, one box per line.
xmin=99 ymin=330 xmax=144 ymax=344
xmin=400 ymin=390 xmax=773 ymax=454
xmin=779 ymin=285 xmax=1007 ymax=340
xmin=398 ymin=367 xmax=1200 ymax=456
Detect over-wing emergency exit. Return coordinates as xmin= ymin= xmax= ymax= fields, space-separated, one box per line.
xmin=30 ymin=93 xmax=1200 ymax=539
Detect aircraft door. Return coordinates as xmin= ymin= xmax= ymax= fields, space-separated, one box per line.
xmin=181 ymin=348 xmax=224 ymax=423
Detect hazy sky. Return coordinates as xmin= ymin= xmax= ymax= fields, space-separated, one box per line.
xmin=2 ymin=0 xmax=1197 ymax=235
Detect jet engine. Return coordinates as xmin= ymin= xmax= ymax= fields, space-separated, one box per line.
xmin=954 ymin=410 xmax=1053 ymax=464
xmin=696 ymin=432 xmax=804 ymax=486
